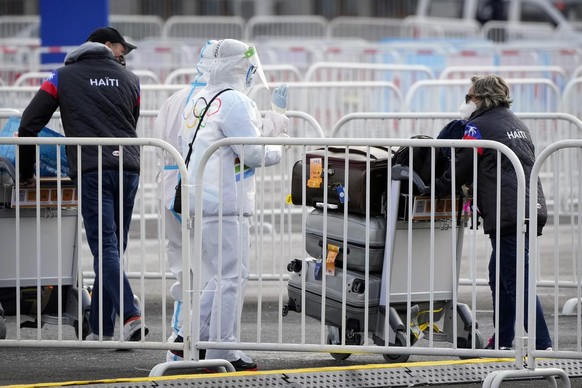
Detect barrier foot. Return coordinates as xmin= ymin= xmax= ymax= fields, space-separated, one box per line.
xmin=149 ymin=359 xmax=236 ymax=377
xmin=482 ymin=368 xmax=570 ymax=388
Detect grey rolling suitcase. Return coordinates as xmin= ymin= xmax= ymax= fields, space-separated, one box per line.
xmin=305 ymin=209 xmax=386 ymax=273
xmin=286 ymin=258 xmax=381 ymax=333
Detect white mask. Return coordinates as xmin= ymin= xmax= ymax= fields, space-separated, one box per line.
xmin=459 ymin=101 xmax=477 ymax=119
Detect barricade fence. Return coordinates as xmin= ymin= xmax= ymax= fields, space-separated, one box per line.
xmin=303 ymin=62 xmax=435 ymax=95
xmin=2 ymin=36 xmax=581 ymax=96
xmin=331 ymin=111 xmax=582 ymax=216
xmin=529 ymin=140 xmax=582 ymax=360
xmin=404 ymin=78 xmax=561 ymax=113
xmin=0 ymin=74 xmax=574 ymax=125
xmin=483 ymin=139 xmax=582 ymax=386
xmin=0 ymin=137 xmax=189 ymax=356
xmin=438 ymin=65 xmax=569 ymax=91
xmin=0 ymin=14 xmax=574 ymax=45
xmin=3 ymin=110 xmax=581 ymax=297
xmin=160 ymin=137 xmax=537 ymax=375
xmin=0 ymin=110 xmax=325 ymax=285
xmin=0 ymin=135 xmax=578 ymax=384
xmin=331 ymin=112 xmax=582 ymax=310
xmin=250 ymin=81 xmax=404 ymax=134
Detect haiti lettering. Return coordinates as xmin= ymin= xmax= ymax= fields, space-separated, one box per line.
xmin=89 ymin=77 xmax=119 ymax=87
xmin=506 ymin=129 xmax=528 ymax=140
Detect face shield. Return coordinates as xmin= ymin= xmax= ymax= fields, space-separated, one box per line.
xmin=243 ymin=46 xmax=268 ymax=93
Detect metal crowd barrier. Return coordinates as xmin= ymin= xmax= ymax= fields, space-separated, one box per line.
xmin=1 ymin=134 xmax=579 ymax=385
xmin=529 ymin=139 xmax=582 ymax=353
xmin=0 ymin=110 xmax=325 ymax=287
xmin=404 ymin=78 xmax=561 ymax=113
xmin=0 ymin=136 xmax=189 ymax=358
xmin=489 ymin=139 xmax=582 ymax=387
xmin=154 ymin=136 xmax=564 ymax=382
xmin=331 ymin=112 xmax=582 ymax=314
xmin=331 ymin=111 xmax=582 ymax=213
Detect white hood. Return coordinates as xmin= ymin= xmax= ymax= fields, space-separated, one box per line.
xmin=206 ymin=39 xmax=267 ymax=94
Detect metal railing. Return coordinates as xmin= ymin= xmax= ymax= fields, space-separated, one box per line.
xmin=0 ymin=136 xmax=189 ymax=358
xmin=1 ymin=134 xmax=578 ymax=385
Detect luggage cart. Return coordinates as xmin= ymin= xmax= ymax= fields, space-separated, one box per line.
xmin=284 ymin=166 xmax=483 ymax=362
xmin=0 ymin=178 xmax=91 ymax=340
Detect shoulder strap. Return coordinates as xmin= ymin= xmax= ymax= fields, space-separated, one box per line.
xmin=183 ymin=88 xmax=232 ymax=167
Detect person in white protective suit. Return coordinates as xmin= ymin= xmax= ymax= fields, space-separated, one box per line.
xmin=154 ymin=40 xmax=219 ymax=362
xmin=174 ymin=39 xmax=289 ymax=370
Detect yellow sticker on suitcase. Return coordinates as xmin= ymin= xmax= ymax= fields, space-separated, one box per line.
xmin=307 ymin=158 xmax=322 ymax=188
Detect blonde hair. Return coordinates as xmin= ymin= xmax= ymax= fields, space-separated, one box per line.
xmin=471 ymin=74 xmax=513 ymax=109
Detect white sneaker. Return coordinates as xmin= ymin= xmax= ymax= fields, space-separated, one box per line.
xmin=167 ymin=331 xmax=178 ymax=342
xmin=123 ymin=316 xmax=149 ymax=341
xmin=166 ymin=350 xmax=184 ymax=362
xmin=86 ymin=333 xmax=114 ymax=341
xmin=166 ymin=331 xmax=183 ymax=362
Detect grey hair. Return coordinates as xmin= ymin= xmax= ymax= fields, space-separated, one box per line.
xmin=471 ymin=75 xmax=513 ymax=109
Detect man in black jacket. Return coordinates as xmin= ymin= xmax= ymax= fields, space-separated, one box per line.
xmin=18 ymin=27 xmax=147 ymax=342
xmin=435 ymin=74 xmax=552 ymax=351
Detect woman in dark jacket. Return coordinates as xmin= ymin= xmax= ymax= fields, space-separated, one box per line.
xmin=435 ymin=74 xmax=552 ymax=351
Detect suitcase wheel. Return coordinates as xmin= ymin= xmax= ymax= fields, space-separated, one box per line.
xmin=382 ymin=331 xmax=410 ymax=363
xmin=74 ymin=313 xmax=91 ymax=340
xmin=287 ymin=259 xmax=302 ymax=273
xmin=457 ymin=329 xmax=484 ymax=358
xmin=327 ymin=325 xmax=351 ymax=361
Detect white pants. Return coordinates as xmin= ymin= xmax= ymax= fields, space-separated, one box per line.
xmin=164 ymin=208 xmax=184 ymax=335
xmin=195 ymin=216 xmax=250 ymax=362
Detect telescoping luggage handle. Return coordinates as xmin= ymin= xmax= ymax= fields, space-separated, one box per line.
xmin=321 ymin=145 xmax=392 ymax=161
xmin=310 ymin=145 xmax=392 ymax=183
xmin=392 ymin=164 xmax=430 ymax=195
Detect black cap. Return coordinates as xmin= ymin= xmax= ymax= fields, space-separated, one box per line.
xmin=86 ymin=27 xmax=137 ymax=54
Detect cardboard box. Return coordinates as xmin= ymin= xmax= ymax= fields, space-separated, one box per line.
xmin=11 ymin=178 xmax=78 ymax=208
xmin=399 ymin=194 xmax=462 ymax=221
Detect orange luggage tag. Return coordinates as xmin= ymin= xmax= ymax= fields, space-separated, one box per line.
xmin=326 ymin=243 xmax=339 ymax=276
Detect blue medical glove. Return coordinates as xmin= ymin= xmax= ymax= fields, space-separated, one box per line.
xmin=271 ymin=84 xmax=288 ymax=113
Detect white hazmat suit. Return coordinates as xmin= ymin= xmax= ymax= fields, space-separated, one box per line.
xmin=178 ymin=39 xmax=288 ymax=367
xmin=154 ymin=40 xmax=218 ymax=361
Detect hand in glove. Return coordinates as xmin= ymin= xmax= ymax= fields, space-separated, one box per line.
xmin=271 ymin=84 xmax=288 ymax=113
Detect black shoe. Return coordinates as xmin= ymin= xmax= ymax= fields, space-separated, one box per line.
xmin=230 ymin=358 xmax=258 ymax=371
xmin=203 ymin=358 xmax=258 ymax=373
xmin=170 ymin=334 xmax=184 ymax=358
xmin=169 ymin=335 xmax=206 ymax=360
